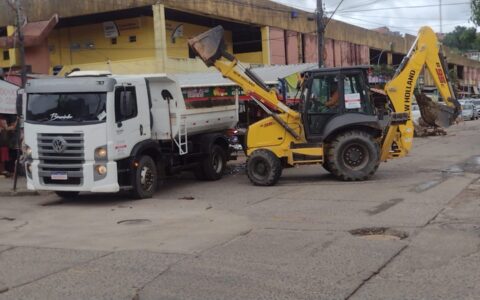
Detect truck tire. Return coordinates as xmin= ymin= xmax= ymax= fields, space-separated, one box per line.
xmin=195 ymin=144 xmax=227 ymax=181
xmin=325 ymin=130 xmax=380 ymax=181
xmin=246 ymin=149 xmax=282 ymax=186
xmin=55 ymin=191 xmax=80 ymax=199
xmin=132 ymin=155 xmax=158 ymax=199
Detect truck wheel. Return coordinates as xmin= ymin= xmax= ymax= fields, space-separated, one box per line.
xmin=55 ymin=191 xmax=79 ymax=199
xmin=325 ymin=130 xmax=380 ymax=181
xmin=196 ymin=144 xmax=227 ymax=181
xmin=246 ymin=149 xmax=282 ymax=186
xmin=132 ymin=155 xmax=158 ymax=199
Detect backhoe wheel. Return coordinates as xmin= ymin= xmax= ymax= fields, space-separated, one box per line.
xmin=195 ymin=144 xmax=226 ymax=181
xmin=322 ymin=161 xmax=332 ymax=174
xmin=55 ymin=191 xmax=79 ymax=199
xmin=246 ymin=149 xmax=282 ymax=186
xmin=325 ymin=130 xmax=380 ymax=181
xmin=132 ymin=155 xmax=158 ymax=199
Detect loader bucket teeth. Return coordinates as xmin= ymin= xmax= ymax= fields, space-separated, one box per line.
xmin=188 ymin=25 xmax=226 ymax=67
xmin=415 ymin=93 xmax=459 ymax=128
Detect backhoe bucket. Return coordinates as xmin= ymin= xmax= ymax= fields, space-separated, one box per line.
xmin=188 ymin=25 xmax=227 ymax=67
xmin=415 ymin=93 xmax=460 ymax=128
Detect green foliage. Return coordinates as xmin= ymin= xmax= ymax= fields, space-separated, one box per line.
xmin=442 ymin=26 xmax=480 ymax=52
xmin=370 ymin=64 xmax=395 ymax=77
xmin=472 ymin=0 xmax=480 ymax=26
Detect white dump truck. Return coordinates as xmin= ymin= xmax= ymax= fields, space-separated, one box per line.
xmin=23 ymin=71 xmax=238 ymax=198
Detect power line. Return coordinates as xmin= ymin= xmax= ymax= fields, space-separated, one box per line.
xmin=325 ymin=0 xmax=346 ymax=26
xmin=338 ymin=2 xmax=470 ymax=13
xmin=336 ymin=0 xmax=390 ymax=12
xmin=336 ymin=11 xmax=471 ymax=21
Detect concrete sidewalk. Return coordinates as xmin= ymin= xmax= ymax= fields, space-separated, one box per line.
xmin=0 ymin=176 xmax=38 ymax=197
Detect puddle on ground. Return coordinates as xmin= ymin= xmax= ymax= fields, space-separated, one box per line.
xmin=413 ymin=180 xmax=443 ymax=193
xmin=366 ymin=198 xmax=404 ymax=215
xmin=413 ymin=155 xmax=480 ymax=193
xmin=349 ymin=227 xmax=408 ymax=241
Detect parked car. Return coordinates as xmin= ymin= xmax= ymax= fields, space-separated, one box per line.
xmin=471 ymin=99 xmax=480 ymax=118
xmin=461 ymin=102 xmax=476 ymax=121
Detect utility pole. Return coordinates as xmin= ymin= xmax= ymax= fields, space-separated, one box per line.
xmin=9 ymin=0 xmax=27 ymax=191
xmin=317 ymin=0 xmax=325 ymax=68
xmin=439 ymin=0 xmax=443 ymax=34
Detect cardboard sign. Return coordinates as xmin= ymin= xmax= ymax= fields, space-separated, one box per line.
xmin=345 ymin=93 xmax=361 ymax=109
xmin=0 ymin=80 xmax=18 ymax=114
xmin=103 ymin=21 xmax=119 ymax=39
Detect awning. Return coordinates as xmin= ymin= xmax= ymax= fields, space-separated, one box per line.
xmin=0 ymin=14 xmax=58 ymax=49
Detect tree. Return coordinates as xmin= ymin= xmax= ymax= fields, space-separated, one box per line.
xmin=472 ymin=0 xmax=480 ymax=26
xmin=442 ymin=26 xmax=479 ymax=51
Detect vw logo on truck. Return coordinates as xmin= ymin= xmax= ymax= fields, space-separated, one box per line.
xmin=52 ymin=137 xmax=67 ymax=153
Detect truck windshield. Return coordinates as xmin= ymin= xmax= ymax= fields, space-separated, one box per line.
xmin=26 ymin=93 xmax=107 ymax=124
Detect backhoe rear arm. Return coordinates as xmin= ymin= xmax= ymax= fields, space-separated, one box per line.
xmin=213 ymin=59 xmax=300 ymax=120
xmin=381 ymin=26 xmax=459 ymax=160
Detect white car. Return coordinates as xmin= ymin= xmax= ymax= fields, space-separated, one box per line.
xmin=459 ymin=99 xmax=478 ymax=120
xmin=411 ymin=104 xmax=422 ymax=124
xmin=461 ymin=103 xmax=476 ymax=121
xmin=471 ymin=99 xmax=480 ymax=118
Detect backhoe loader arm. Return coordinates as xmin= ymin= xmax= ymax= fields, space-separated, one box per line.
xmin=381 ymin=26 xmax=461 ymax=160
xmin=188 ymin=26 xmax=300 ymax=121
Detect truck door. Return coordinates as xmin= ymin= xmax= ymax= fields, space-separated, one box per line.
xmin=111 ymin=85 xmax=147 ymax=159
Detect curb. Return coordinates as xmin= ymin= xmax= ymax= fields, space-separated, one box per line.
xmin=0 ymin=190 xmax=40 ymax=197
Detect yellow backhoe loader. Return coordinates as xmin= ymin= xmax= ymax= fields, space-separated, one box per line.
xmin=189 ymin=26 xmax=461 ymax=186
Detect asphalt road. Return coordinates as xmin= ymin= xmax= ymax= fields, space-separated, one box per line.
xmin=1 ymin=120 xmax=480 ymax=300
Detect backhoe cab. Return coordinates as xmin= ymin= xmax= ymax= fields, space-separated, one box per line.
xmin=189 ymin=25 xmax=459 ymax=186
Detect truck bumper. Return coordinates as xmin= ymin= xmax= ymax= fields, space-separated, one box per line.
xmin=27 ymin=161 xmax=120 ymax=193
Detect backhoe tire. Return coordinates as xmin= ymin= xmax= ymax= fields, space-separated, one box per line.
xmin=325 ymin=130 xmax=380 ymax=181
xmin=322 ymin=161 xmax=332 ymax=174
xmin=55 ymin=191 xmax=79 ymax=199
xmin=195 ymin=144 xmax=226 ymax=181
xmin=246 ymin=149 xmax=282 ymax=186
xmin=132 ymin=155 xmax=158 ymax=199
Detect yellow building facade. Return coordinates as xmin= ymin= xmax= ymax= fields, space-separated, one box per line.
xmin=42 ymin=5 xmax=265 ymax=76
xmin=0 ymin=26 xmax=19 ymax=69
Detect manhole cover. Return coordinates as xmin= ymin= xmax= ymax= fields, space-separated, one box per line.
xmin=117 ymin=219 xmax=152 ymax=225
xmin=349 ymin=227 xmax=408 ymax=241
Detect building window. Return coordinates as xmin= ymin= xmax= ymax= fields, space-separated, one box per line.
xmin=457 ymin=65 xmax=464 ymax=80
xmin=188 ymin=46 xmax=196 ymax=59
xmin=111 ymin=38 xmax=117 ymax=45
xmin=3 ymin=51 xmax=9 ymax=61
xmin=70 ymin=43 xmax=81 ymax=51
xmin=129 ymin=36 xmax=136 ymax=43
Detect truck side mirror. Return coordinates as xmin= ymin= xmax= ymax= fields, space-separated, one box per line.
xmin=161 ymin=89 xmax=173 ymax=101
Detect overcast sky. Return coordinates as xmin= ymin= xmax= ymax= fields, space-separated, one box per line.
xmin=273 ymin=0 xmax=476 ymax=35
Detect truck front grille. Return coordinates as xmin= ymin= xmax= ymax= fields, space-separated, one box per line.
xmin=37 ymin=133 xmax=84 ymax=185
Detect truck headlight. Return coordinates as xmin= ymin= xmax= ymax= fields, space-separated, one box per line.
xmin=95 ymin=146 xmax=108 ymax=160
xmin=25 ymin=145 xmax=32 ymax=159
xmin=96 ymin=164 xmax=107 ymax=175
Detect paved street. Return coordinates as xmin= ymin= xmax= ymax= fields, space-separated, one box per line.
xmin=1 ymin=120 xmax=480 ymax=300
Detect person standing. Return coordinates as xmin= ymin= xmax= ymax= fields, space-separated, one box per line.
xmin=0 ymin=114 xmax=17 ymax=177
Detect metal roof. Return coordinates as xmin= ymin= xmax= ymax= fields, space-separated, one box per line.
xmin=175 ymin=63 xmax=317 ymax=88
